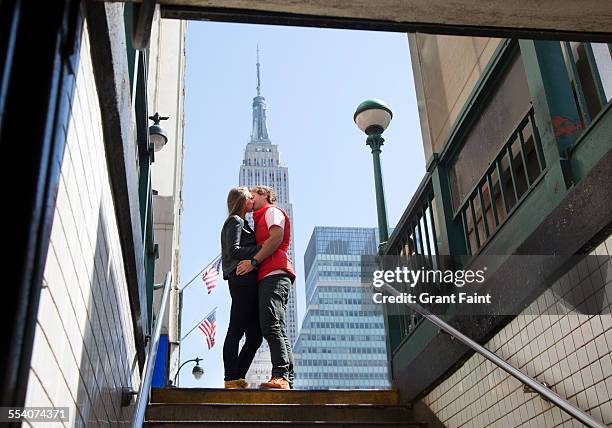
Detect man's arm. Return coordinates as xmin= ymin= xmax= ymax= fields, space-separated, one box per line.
xmin=253 ymin=225 xmax=283 ymax=262
xmin=236 ymin=226 xmax=283 ymax=275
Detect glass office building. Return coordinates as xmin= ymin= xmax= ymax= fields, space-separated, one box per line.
xmin=294 ymin=227 xmax=390 ymax=389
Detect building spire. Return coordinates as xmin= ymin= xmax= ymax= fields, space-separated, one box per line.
xmin=256 ymin=45 xmax=261 ymax=96
xmin=251 ymin=45 xmax=270 ymax=143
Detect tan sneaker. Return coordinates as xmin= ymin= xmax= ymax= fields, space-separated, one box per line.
xmin=259 ymin=376 xmax=290 ymax=389
xmin=224 ymin=379 xmax=243 ymax=389
xmin=238 ymin=378 xmax=249 ymax=388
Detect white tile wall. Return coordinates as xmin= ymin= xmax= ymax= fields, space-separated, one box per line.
xmin=423 ymin=235 xmax=612 ymax=427
xmin=23 ymin=21 xmax=140 ymax=427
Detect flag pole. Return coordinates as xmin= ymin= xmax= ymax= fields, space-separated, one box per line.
xmin=179 ymin=253 xmax=221 ymax=292
xmin=180 ymin=306 xmax=218 ymax=342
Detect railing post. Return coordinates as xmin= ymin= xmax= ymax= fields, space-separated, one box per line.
xmin=427 ymin=154 xmax=467 ymax=256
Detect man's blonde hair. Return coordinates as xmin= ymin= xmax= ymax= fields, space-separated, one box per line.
xmin=250 ymin=185 xmax=276 ymax=204
xmin=227 ymin=187 xmax=251 ymax=217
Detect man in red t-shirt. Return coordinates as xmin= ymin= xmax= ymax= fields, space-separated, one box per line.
xmin=236 ymin=186 xmax=296 ymax=389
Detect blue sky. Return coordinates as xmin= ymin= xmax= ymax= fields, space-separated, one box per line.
xmin=177 ymin=20 xmax=425 ymax=387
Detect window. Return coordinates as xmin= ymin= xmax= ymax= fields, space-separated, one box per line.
xmin=562 ymin=42 xmax=612 ymax=126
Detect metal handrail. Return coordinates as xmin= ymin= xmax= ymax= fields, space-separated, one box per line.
xmin=380 ymin=281 xmax=606 ymax=428
xmin=132 ymin=271 xmax=173 ymax=428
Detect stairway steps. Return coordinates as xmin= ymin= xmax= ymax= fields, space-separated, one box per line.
xmin=146 ymin=388 xmax=426 ymax=427
xmin=151 ymin=388 xmax=399 ymax=405
xmin=146 ymin=403 xmax=413 ymax=423
xmin=144 ymin=422 xmax=426 ymax=428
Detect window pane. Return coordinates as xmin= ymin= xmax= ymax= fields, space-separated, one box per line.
xmin=570 ymin=42 xmax=604 ymax=119
xmin=591 ymin=43 xmax=612 ymax=102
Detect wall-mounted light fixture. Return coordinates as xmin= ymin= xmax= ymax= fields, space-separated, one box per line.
xmin=148 ymin=112 xmax=169 ymax=152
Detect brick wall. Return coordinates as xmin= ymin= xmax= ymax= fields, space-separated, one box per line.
xmin=23 ymin=21 xmax=140 ymax=427
xmin=423 ymin=236 xmax=612 ymax=427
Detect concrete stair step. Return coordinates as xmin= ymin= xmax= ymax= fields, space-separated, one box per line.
xmin=145 ymin=403 xmax=414 ymax=423
xmin=144 ymin=422 xmax=426 ymax=428
xmin=151 ymin=388 xmax=399 ymax=405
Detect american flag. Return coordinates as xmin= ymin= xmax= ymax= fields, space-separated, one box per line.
xmin=202 ymin=257 xmax=221 ymax=294
xmin=198 ymin=310 xmax=217 ymax=350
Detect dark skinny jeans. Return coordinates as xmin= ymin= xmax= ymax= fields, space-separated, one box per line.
xmin=259 ymin=274 xmax=295 ymax=387
xmin=223 ymin=270 xmax=263 ymax=381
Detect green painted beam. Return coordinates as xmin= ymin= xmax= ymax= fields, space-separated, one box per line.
xmin=391 ymin=317 xmax=439 ymax=370
xmin=570 ymin=102 xmax=612 ymax=182
xmin=429 ymin=158 xmax=468 ymax=256
xmin=519 ymin=40 xmax=582 ymax=188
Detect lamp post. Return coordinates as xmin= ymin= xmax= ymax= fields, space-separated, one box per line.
xmin=354 ymin=99 xmax=393 ymax=249
xmin=172 ymin=357 xmax=204 ymax=387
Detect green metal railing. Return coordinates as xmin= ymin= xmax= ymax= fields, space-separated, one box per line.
xmin=386 ymin=175 xmax=439 ymax=262
xmin=453 ymin=106 xmax=545 ymax=256
xmin=381 ymin=107 xmax=547 ymax=351
xmin=383 ymin=174 xmax=438 ymax=348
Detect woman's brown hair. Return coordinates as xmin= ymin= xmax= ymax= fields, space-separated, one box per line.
xmin=226 ymin=187 xmax=252 ymax=218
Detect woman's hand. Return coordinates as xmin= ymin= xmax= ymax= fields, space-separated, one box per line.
xmin=236 ymin=260 xmax=255 ymax=275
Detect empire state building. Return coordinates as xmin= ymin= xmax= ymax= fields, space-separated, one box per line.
xmin=239 ymin=50 xmax=298 ymax=387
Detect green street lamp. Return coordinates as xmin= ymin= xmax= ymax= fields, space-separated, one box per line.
xmin=172 ymin=357 xmax=204 ymax=387
xmin=354 ymin=99 xmax=393 ymax=248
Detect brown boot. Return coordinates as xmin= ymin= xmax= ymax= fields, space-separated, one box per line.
xmin=238 ymin=378 xmax=249 ymax=388
xmin=259 ymin=376 xmax=290 ymax=389
xmin=224 ymin=379 xmax=243 ymax=389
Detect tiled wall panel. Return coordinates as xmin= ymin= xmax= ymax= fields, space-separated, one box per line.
xmin=424 ymin=236 xmax=612 ymax=427
xmin=23 ymin=21 xmax=140 ymax=427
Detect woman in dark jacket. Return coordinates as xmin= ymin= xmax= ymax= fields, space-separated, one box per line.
xmin=221 ymin=187 xmax=262 ymax=388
